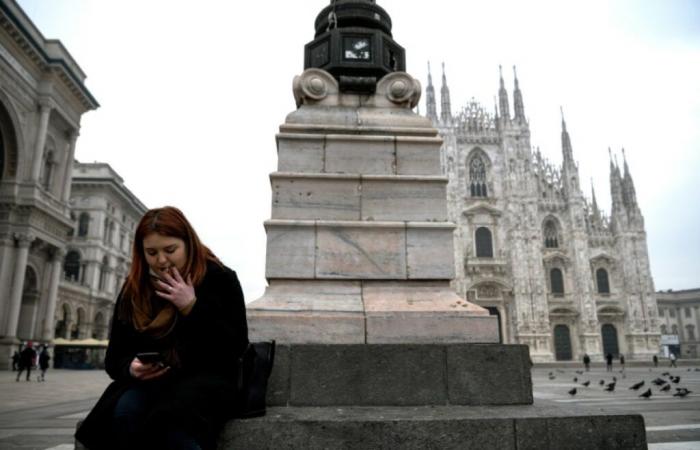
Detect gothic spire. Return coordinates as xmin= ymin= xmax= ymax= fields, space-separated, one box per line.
xmin=591 ymin=181 xmax=602 ymax=225
xmin=560 ymin=107 xmax=574 ymax=165
xmin=440 ymin=62 xmax=452 ymax=123
xmin=621 ymin=148 xmax=639 ymax=210
xmin=498 ymin=65 xmax=510 ymax=122
xmin=609 ymin=148 xmax=626 ymax=226
xmin=426 ymin=61 xmax=437 ymax=122
xmin=513 ymin=66 xmax=526 ymax=123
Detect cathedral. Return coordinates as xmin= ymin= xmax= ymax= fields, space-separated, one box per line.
xmin=424 ymin=63 xmax=660 ymax=362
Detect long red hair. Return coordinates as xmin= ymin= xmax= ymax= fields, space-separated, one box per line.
xmin=118 ymin=206 xmax=220 ymax=319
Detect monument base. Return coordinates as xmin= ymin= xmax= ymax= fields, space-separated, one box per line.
xmin=248 ymin=281 xmax=499 ymax=344
xmin=0 ymin=337 xmax=21 ymax=370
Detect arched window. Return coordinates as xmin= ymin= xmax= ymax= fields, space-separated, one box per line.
xmin=686 ymin=325 xmax=696 ymax=341
xmin=41 ymin=149 xmax=55 ymax=190
xmin=671 ymin=324 xmax=678 ymax=335
xmin=475 ymin=227 xmax=493 ymax=258
xmin=63 ymin=251 xmax=81 ymax=282
xmin=660 ymin=324 xmax=667 ymax=334
xmin=596 ymin=268 xmax=610 ymax=294
xmin=543 ymin=220 xmax=560 ymax=248
xmin=550 ymin=268 xmax=564 ymax=295
xmin=469 ymin=154 xmax=488 ymax=197
xmin=78 ymin=213 xmax=90 ymax=237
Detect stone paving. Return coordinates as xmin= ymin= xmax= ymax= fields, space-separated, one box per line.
xmin=0 ymin=364 xmax=698 ymax=449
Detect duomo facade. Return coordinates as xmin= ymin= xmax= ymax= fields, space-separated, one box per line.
xmin=425 ymin=63 xmax=660 ymax=362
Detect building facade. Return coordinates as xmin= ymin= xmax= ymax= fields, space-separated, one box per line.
xmin=0 ymin=0 xmax=99 ymax=367
xmin=425 ymin=63 xmax=660 ymax=361
xmin=656 ymin=289 xmax=700 ymax=359
xmin=56 ymin=162 xmax=146 ymax=342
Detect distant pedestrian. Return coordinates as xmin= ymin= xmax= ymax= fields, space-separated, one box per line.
xmin=16 ymin=341 xmax=37 ymax=382
xmin=583 ymin=353 xmax=591 ymax=371
xmin=669 ymin=353 xmax=677 ymax=368
xmin=653 ymin=355 xmax=658 ymax=368
xmin=11 ymin=351 xmax=20 ymax=371
xmin=38 ymin=346 xmax=50 ymax=382
xmin=619 ymin=354 xmax=625 ymax=372
xmin=606 ymin=353 xmax=613 ymax=372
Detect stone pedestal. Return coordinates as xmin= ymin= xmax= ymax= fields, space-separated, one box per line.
xmin=247 ymin=69 xmax=498 ymax=344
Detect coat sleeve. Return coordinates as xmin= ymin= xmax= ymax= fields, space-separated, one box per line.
xmin=178 ymin=267 xmax=249 ymax=371
xmin=104 ymin=298 xmax=137 ymax=381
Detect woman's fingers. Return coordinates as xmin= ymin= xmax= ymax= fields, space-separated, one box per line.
xmin=172 ymin=267 xmax=184 ymax=283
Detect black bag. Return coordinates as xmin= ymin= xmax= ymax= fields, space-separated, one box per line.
xmin=235 ymin=340 xmax=276 ymax=418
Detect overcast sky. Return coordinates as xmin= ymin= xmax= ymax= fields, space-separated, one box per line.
xmin=16 ymin=0 xmax=700 ymax=300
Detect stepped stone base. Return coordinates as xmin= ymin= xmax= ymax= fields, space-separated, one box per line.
xmin=218 ymin=405 xmax=647 ymax=450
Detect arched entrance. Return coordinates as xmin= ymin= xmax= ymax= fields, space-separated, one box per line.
xmin=601 ymin=324 xmax=620 ymax=357
xmin=553 ymin=324 xmax=573 ymax=361
xmin=0 ymin=99 xmax=19 ymax=180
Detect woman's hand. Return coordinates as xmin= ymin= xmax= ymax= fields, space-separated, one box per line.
xmin=129 ymin=358 xmax=170 ymax=380
xmin=155 ymin=267 xmax=196 ymax=311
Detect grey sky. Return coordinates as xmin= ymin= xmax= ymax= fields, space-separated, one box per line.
xmin=16 ymin=0 xmax=700 ymax=299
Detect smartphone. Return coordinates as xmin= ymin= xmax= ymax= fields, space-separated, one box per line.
xmin=136 ymin=352 xmax=162 ymax=364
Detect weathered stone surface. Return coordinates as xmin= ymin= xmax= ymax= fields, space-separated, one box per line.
xmin=263 ymin=344 xmax=530 ymax=406
xmin=270 ymin=173 xmax=360 ymax=220
xmin=315 ymin=223 xmax=406 ymax=279
xmin=447 ymin=344 xmax=533 ymax=405
xmin=406 ymin=224 xmax=455 ymax=279
xmin=276 ymin=133 xmax=325 ymax=173
xmin=324 ymin=135 xmax=395 ymax=175
xmin=218 ymin=405 xmax=647 ymax=450
xmin=361 ymin=176 xmax=447 ymax=222
xmin=247 ymin=281 xmax=365 ymax=344
xmin=264 ymin=221 xmax=315 ymax=279
xmin=288 ymin=344 xmax=447 ymax=406
xmin=396 ymin=136 xmax=443 ymax=175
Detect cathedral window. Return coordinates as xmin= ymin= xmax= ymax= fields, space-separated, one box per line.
xmin=669 ymin=309 xmax=676 ymax=318
xmin=78 ymin=213 xmax=90 ymax=237
xmin=469 ymin=154 xmax=488 ymax=197
xmin=63 ymin=250 xmax=81 ymax=282
xmin=685 ymin=307 xmax=692 ymax=318
xmin=596 ymin=268 xmax=610 ymax=294
xmin=543 ymin=220 xmax=560 ymax=248
xmin=660 ymin=324 xmax=667 ymax=334
xmin=671 ymin=324 xmax=678 ymax=335
xmin=475 ymin=227 xmax=493 ymax=258
xmin=686 ymin=325 xmax=696 ymax=341
xmin=550 ymin=268 xmax=564 ymax=295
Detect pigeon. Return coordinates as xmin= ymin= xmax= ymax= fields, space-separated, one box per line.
xmin=652 ymin=378 xmax=667 ymax=386
xmin=599 ymin=379 xmax=605 ymax=386
xmin=673 ymin=388 xmax=692 ymax=398
xmin=573 ymin=377 xmax=578 ymax=383
xmin=568 ymin=388 xmax=577 ymax=396
xmin=630 ymin=381 xmax=645 ymax=390
xmin=661 ymin=372 xmax=670 ymax=377
xmin=613 ymin=376 xmax=617 ymax=382
xmin=548 ymin=373 xmax=556 ymax=380
xmin=671 ymin=376 xmax=681 ymax=384
xmin=639 ymin=388 xmax=652 ymax=399
xmin=581 ymin=380 xmax=590 ymax=387
xmin=660 ymin=384 xmax=671 ymax=392
xmin=575 ymin=370 xmax=584 ymax=375
xmin=604 ymin=382 xmax=616 ymax=392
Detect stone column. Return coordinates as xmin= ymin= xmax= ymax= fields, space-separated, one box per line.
xmin=30 ymin=99 xmax=53 ymax=182
xmin=5 ymin=233 xmax=34 ymax=338
xmin=247 ymin=69 xmax=497 ymax=344
xmin=61 ymin=131 xmax=79 ymax=202
xmin=42 ymin=247 xmax=66 ymax=341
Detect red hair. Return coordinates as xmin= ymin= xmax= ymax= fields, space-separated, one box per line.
xmin=118 ymin=206 xmax=220 ymax=319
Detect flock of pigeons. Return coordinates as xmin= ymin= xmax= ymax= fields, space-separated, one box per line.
xmin=547 ymin=368 xmax=698 ymax=400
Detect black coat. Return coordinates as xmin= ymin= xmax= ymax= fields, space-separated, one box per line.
xmin=76 ymin=262 xmax=249 ymax=449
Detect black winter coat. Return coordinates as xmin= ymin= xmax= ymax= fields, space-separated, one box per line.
xmin=75 ymin=262 xmax=249 ymax=449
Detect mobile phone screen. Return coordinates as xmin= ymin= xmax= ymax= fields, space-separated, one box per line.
xmin=136 ymin=352 xmax=162 ymax=364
